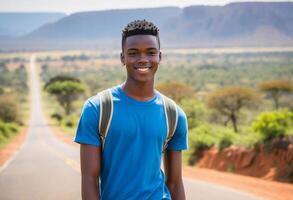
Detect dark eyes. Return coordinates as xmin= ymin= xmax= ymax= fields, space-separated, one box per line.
xmin=128 ymin=52 xmax=138 ymax=56
xmin=127 ymin=51 xmax=157 ymax=56
xmin=148 ymin=51 xmax=157 ymax=55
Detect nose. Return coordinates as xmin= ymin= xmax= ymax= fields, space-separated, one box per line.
xmin=137 ymin=53 xmax=148 ymax=63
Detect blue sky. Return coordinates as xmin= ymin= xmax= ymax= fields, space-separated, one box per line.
xmin=0 ymin=0 xmax=290 ymax=14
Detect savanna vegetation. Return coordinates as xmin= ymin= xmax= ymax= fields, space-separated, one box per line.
xmin=38 ymin=49 xmax=293 ymax=166
xmin=0 ymin=56 xmax=29 ymax=148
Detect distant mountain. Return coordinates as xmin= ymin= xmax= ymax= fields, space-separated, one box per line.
xmin=26 ymin=7 xmax=181 ymax=40
xmin=165 ymin=2 xmax=293 ymax=46
xmin=2 ymin=2 xmax=293 ymax=50
xmin=0 ymin=12 xmax=66 ymax=37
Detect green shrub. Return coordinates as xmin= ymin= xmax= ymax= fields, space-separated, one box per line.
xmin=51 ymin=113 xmax=63 ymax=125
xmin=5 ymin=122 xmax=19 ymax=133
xmin=62 ymin=115 xmax=79 ymax=128
xmin=233 ymin=127 xmax=264 ymax=148
xmin=186 ymin=124 xmax=215 ymax=165
xmin=0 ymin=121 xmax=19 ymax=146
xmin=214 ymin=128 xmax=237 ymax=150
xmin=252 ymin=110 xmax=293 ymax=141
xmin=180 ymin=98 xmax=208 ymax=129
xmin=0 ymin=95 xmax=19 ymax=123
xmin=0 ymin=122 xmax=10 ymax=138
xmin=65 ymin=121 xmax=73 ymax=127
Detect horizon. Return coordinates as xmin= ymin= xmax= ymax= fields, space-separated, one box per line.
xmin=0 ymin=0 xmax=291 ymax=14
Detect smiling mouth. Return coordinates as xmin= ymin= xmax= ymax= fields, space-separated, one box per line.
xmin=135 ymin=67 xmax=152 ymax=72
xmin=134 ymin=63 xmax=152 ymax=72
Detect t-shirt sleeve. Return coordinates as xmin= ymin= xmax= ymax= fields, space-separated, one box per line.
xmin=74 ymin=99 xmax=101 ymax=147
xmin=166 ymin=106 xmax=188 ymax=151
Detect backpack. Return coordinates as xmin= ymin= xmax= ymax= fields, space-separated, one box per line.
xmin=98 ymin=89 xmax=178 ymax=152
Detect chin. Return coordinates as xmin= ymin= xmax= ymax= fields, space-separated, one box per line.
xmin=133 ymin=76 xmax=154 ymax=83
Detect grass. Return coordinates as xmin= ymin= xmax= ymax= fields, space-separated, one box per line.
xmin=0 ymin=121 xmax=20 ymax=149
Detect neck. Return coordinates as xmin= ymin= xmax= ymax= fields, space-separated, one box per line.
xmin=122 ymin=79 xmax=155 ymax=101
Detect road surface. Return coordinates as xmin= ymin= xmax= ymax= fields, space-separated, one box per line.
xmin=0 ymin=54 xmax=264 ymax=200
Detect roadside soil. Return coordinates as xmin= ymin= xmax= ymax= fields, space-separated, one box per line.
xmin=183 ymin=166 xmax=293 ymax=200
xmin=0 ymin=127 xmax=28 ymax=166
xmin=1 ymin=127 xmax=293 ymax=200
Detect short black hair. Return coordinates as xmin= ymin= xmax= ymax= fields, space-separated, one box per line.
xmin=121 ymin=19 xmax=160 ymax=51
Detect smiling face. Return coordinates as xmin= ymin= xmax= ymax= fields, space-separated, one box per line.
xmin=121 ymin=34 xmax=161 ymax=84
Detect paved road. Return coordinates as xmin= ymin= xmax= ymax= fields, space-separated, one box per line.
xmin=0 ymin=54 xmax=264 ymax=200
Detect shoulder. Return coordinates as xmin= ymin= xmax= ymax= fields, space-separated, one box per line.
xmin=83 ymin=94 xmax=100 ymax=112
xmin=176 ymin=104 xmax=187 ymax=121
xmin=84 ymin=85 xmax=119 ymax=110
xmin=156 ymin=91 xmax=186 ymax=119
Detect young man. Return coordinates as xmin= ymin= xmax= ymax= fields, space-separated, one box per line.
xmin=74 ymin=20 xmax=188 ymax=200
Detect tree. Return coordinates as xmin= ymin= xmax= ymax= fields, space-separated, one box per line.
xmin=259 ymin=80 xmax=293 ymax=109
xmin=207 ymin=87 xmax=259 ymax=132
xmin=156 ymin=82 xmax=195 ymax=103
xmin=44 ymin=76 xmax=85 ymax=115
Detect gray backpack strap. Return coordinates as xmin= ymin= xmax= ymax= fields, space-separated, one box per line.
xmin=162 ymin=95 xmax=178 ymax=152
xmin=98 ymin=89 xmax=113 ymax=150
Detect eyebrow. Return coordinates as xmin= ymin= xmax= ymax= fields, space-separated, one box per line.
xmin=127 ymin=48 xmax=158 ymax=52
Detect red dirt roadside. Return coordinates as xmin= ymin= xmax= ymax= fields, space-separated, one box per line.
xmin=183 ymin=166 xmax=293 ymax=200
xmin=0 ymin=127 xmax=28 ymax=166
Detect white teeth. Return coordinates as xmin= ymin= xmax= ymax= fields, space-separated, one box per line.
xmin=137 ymin=68 xmax=149 ymax=72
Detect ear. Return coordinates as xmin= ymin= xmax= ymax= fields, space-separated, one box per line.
xmin=120 ymin=52 xmax=125 ymax=65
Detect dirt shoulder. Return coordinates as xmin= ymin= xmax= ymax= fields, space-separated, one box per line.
xmin=183 ymin=166 xmax=293 ymax=200
xmin=0 ymin=127 xmax=28 ymax=167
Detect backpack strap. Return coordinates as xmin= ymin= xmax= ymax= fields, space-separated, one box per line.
xmin=162 ymin=95 xmax=178 ymax=152
xmin=98 ymin=89 xmax=113 ymax=150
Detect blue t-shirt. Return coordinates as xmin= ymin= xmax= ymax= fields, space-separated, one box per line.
xmin=74 ymin=85 xmax=188 ymax=200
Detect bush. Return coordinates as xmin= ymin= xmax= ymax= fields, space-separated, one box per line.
xmin=252 ymin=110 xmax=293 ymax=141
xmin=62 ymin=115 xmax=79 ymax=128
xmin=0 ymin=121 xmax=19 ymax=145
xmin=0 ymin=95 xmax=19 ymax=123
xmin=186 ymin=124 xmax=215 ymax=165
xmin=51 ymin=113 xmax=63 ymax=125
xmin=214 ymin=128 xmax=237 ymax=150
xmin=233 ymin=127 xmax=264 ymax=148
xmin=65 ymin=121 xmax=73 ymax=127
xmin=180 ymin=98 xmax=207 ymax=129
xmin=0 ymin=87 xmax=4 ymax=95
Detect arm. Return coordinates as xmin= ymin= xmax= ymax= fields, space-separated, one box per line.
xmin=80 ymin=144 xmax=101 ymax=200
xmin=164 ymin=150 xmax=186 ymax=200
